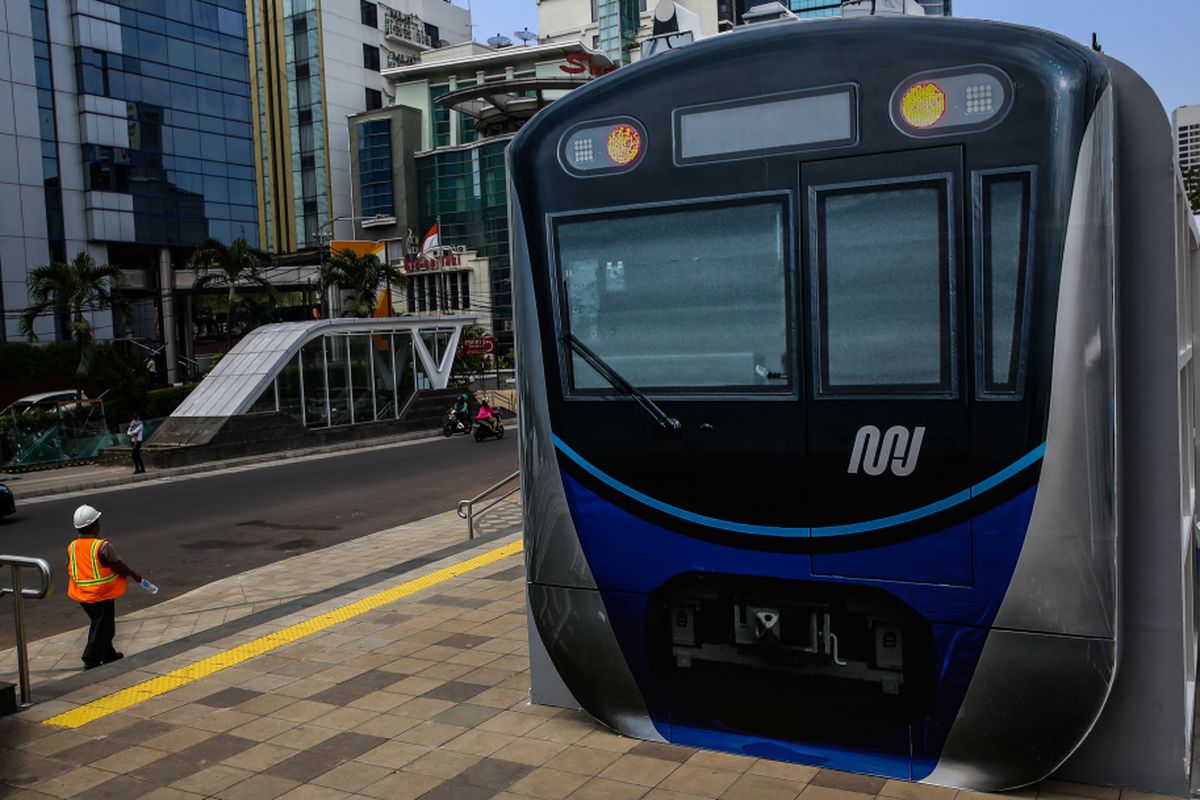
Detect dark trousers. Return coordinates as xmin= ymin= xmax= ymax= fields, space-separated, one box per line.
xmin=80 ymin=600 xmax=117 ymax=666
xmin=131 ymin=442 xmax=144 ymax=473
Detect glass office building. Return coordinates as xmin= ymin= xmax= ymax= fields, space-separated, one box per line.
xmin=77 ymin=0 xmax=259 ymax=246
xmin=1 ymin=0 xmax=258 ymax=344
xmin=416 ymin=139 xmax=512 ymax=347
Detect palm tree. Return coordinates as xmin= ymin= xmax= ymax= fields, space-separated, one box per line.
xmin=187 ymin=236 xmax=277 ymax=353
xmin=19 ymin=251 xmax=131 ymax=399
xmin=319 ymin=248 xmax=406 ymax=318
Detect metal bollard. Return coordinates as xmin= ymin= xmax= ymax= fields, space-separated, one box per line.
xmin=0 ymin=556 xmax=54 ymax=708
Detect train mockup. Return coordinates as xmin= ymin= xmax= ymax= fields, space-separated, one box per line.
xmin=509 ymin=15 xmax=1199 ymax=792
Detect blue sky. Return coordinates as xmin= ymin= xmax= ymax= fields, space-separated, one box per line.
xmin=460 ymin=0 xmax=1197 ymax=113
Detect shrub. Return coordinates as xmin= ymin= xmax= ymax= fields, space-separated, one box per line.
xmin=144 ymin=384 xmax=197 ymax=419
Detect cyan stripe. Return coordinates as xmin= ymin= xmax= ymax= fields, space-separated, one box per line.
xmin=552 ymin=434 xmax=1044 ymax=539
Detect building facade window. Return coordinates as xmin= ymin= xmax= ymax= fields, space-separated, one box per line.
xmin=358 ymin=119 xmax=394 ymax=217
xmin=430 ymin=84 xmax=451 ymax=147
xmin=363 ymin=43 xmax=380 ymax=71
xmin=31 ymin=0 xmax=66 ymax=265
xmin=361 ymin=1 xmax=378 ymax=28
xmin=365 ymin=88 xmax=383 ymax=110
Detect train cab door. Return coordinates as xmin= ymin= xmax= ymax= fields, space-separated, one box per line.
xmin=799 ymin=147 xmax=970 ymax=583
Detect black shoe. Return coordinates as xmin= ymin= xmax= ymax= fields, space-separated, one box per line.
xmin=82 ymin=660 xmax=101 ymax=670
xmin=101 ymin=652 xmax=124 ymax=665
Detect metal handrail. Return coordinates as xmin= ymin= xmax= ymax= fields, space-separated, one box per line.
xmin=457 ymin=470 xmax=520 ymax=540
xmin=0 ymin=555 xmax=54 ymax=708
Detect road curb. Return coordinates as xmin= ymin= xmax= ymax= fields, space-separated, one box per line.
xmin=8 ymin=428 xmax=450 ymax=500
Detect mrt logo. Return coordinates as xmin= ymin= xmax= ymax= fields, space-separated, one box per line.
xmin=847 ymin=425 xmax=926 ymax=477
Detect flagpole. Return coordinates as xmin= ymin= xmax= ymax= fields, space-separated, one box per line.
xmin=436 ymin=214 xmax=443 ymax=317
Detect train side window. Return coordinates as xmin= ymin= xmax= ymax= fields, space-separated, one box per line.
xmin=811 ymin=175 xmax=955 ymax=396
xmin=554 ymin=198 xmax=791 ymax=393
xmin=975 ymin=169 xmax=1034 ymax=397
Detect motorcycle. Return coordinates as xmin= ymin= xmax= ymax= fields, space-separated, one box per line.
xmin=474 ymin=415 xmax=505 ymax=442
xmin=443 ymin=407 xmax=473 ymax=436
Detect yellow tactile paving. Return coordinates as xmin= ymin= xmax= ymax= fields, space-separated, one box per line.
xmin=41 ymin=540 xmax=524 ymax=729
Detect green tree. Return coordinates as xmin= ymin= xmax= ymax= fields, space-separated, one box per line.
xmin=319 ymin=248 xmax=406 ymax=318
xmin=18 ymin=251 xmax=131 ymax=399
xmin=187 ymin=236 xmax=277 ymax=353
xmin=1185 ymin=167 xmax=1200 ymax=215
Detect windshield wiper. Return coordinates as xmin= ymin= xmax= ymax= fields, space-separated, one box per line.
xmin=563 ymin=332 xmax=682 ymax=438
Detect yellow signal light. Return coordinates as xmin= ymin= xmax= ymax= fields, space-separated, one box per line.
xmin=901 ymin=82 xmax=947 ymax=129
xmin=607 ymin=124 xmax=642 ymax=166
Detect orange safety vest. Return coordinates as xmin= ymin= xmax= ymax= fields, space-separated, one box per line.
xmin=67 ymin=537 xmax=127 ymax=603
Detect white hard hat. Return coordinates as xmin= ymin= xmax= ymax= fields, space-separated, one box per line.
xmin=73 ymin=504 xmax=102 ymax=530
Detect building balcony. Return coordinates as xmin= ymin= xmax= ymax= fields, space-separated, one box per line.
xmin=383 ymin=9 xmax=433 ymax=49
xmin=385 ymin=49 xmax=418 ymax=68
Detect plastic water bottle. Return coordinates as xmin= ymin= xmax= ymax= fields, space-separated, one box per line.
xmin=140 ymin=578 xmax=159 ymax=595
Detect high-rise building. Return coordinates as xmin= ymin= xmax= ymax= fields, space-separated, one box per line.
xmin=540 ymin=0 xmax=732 ymax=58
xmin=246 ymin=0 xmax=471 ymax=255
xmin=742 ymin=0 xmax=951 ymax=18
xmin=2 ymin=0 xmax=259 ymax=348
xmin=353 ymin=40 xmax=614 ymax=352
xmin=1175 ymin=104 xmax=1200 ymax=178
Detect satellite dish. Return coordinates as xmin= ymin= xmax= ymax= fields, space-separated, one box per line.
xmin=486 ymin=33 xmax=512 ymax=48
xmin=514 ymin=27 xmax=538 ymax=46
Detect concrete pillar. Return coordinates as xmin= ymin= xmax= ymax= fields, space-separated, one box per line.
xmin=159 ymin=247 xmax=178 ymax=385
xmin=182 ymin=293 xmax=195 ymax=378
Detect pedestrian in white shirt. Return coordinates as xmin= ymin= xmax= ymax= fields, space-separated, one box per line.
xmin=128 ymin=413 xmax=145 ymax=474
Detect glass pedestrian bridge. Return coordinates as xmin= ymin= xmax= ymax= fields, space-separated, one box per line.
xmin=170 ymin=316 xmax=476 ymax=429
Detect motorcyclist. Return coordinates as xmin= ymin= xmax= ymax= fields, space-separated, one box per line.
xmin=475 ymin=399 xmax=498 ymax=434
xmin=453 ymin=393 xmax=471 ymax=429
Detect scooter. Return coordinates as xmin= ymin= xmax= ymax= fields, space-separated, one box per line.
xmin=443 ymin=407 xmax=472 ymax=436
xmin=474 ymin=415 xmax=505 ymax=442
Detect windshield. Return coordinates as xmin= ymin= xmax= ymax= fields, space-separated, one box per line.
xmin=555 ymin=198 xmax=790 ymax=393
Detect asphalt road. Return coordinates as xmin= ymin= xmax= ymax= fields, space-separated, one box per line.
xmin=0 ymin=433 xmax=518 ymax=650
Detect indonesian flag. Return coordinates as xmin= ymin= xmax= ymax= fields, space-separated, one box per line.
xmin=420 ymin=223 xmax=439 ymax=254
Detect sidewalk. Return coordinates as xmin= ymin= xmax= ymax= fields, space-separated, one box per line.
xmin=0 ymin=497 xmax=1182 ymax=800
xmin=0 ymin=428 xmax=446 ymax=501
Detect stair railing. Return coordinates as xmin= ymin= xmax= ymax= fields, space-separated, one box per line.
xmin=0 ymin=556 xmax=53 ymax=708
xmin=457 ymin=470 xmax=520 ymax=540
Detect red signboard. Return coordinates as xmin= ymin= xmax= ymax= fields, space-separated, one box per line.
xmin=403 ymin=254 xmax=461 ymax=273
xmin=559 ymin=52 xmax=614 ymax=77
xmin=459 ymin=336 xmax=496 ymax=356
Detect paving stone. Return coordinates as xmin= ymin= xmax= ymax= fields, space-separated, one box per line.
xmin=420 ymin=681 xmax=489 ymax=703
xmin=657 ymin=765 xmax=741 ymax=797
xmin=437 ymin=633 xmax=492 ymax=650
xmin=357 ymin=770 xmax=442 ymax=800
xmin=213 ymin=773 xmax=300 ymax=800
xmin=176 ymin=733 xmax=258 ymax=765
xmin=567 ymin=776 xmax=653 ymax=799
xmin=195 ymin=688 xmax=265 ymax=708
xmin=53 ymin=737 xmax=129 ymax=766
xmin=127 ymin=754 xmax=204 ymax=785
xmin=432 ymin=702 xmax=501 ymax=729
xmin=263 ymin=751 xmax=344 ymax=783
xmin=413 ymin=779 xmax=498 ymax=800
xmin=600 ymin=753 xmax=683 ymax=787
xmin=630 ymin=742 xmax=696 ymax=764
xmin=809 ymin=769 xmax=885 ymax=795
xmin=721 ymin=772 xmax=802 ymax=800
xmin=507 ymin=766 xmax=591 ymax=800
xmin=308 ymin=730 xmax=387 ymax=760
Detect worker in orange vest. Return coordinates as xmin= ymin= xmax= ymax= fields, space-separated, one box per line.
xmin=67 ymin=504 xmax=145 ymax=669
